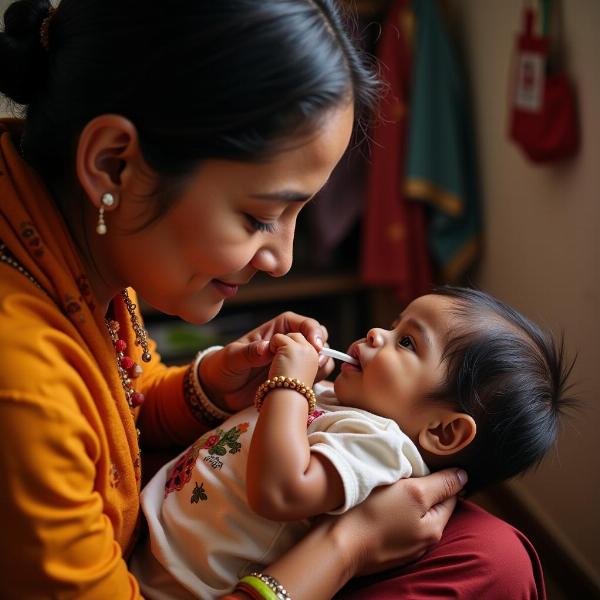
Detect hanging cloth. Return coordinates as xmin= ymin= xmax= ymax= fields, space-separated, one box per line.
xmin=360 ymin=0 xmax=432 ymax=303
xmin=307 ymin=12 xmax=380 ymax=268
xmin=508 ymin=0 xmax=579 ymax=162
xmin=404 ymin=0 xmax=481 ymax=282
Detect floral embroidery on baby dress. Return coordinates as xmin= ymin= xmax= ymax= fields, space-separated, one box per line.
xmin=164 ymin=422 xmax=250 ymax=498
xmin=307 ymin=409 xmax=325 ymax=428
xmin=191 ymin=482 xmax=208 ymax=503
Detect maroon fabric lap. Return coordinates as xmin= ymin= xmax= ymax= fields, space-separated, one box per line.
xmin=336 ymin=500 xmax=545 ymax=600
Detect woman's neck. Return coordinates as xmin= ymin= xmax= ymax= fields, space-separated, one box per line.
xmin=53 ymin=181 xmax=122 ymax=316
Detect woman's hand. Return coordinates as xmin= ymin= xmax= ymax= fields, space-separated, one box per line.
xmin=198 ymin=312 xmax=334 ymax=412
xmin=250 ymin=468 xmax=468 ymax=600
xmin=333 ymin=468 xmax=468 ymax=576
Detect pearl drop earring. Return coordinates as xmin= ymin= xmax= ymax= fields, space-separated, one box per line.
xmin=96 ymin=192 xmax=115 ymax=235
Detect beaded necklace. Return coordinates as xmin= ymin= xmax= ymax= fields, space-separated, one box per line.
xmin=105 ymin=290 xmax=152 ymax=410
xmin=0 ymin=241 xmax=151 ymax=411
xmin=0 ymin=242 xmax=47 ymax=296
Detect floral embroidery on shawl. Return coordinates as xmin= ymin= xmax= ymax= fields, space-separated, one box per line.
xmin=19 ymin=221 xmax=44 ymax=258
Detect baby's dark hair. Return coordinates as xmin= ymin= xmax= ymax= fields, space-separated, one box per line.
xmin=431 ymin=286 xmax=575 ymax=494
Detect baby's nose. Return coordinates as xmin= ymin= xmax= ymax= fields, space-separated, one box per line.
xmin=367 ymin=328 xmax=385 ymax=347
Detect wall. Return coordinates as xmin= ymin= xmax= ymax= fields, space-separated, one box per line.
xmin=450 ymin=0 xmax=600 ymax=584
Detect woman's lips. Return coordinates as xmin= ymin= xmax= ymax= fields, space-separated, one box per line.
xmin=211 ymin=279 xmax=240 ymax=298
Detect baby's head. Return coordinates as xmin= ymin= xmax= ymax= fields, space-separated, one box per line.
xmin=334 ymin=286 xmax=574 ymax=493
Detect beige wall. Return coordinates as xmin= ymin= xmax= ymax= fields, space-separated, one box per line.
xmin=451 ymin=0 xmax=600 ymax=583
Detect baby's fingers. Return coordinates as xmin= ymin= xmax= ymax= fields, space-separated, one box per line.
xmin=268 ymin=332 xmax=296 ymax=353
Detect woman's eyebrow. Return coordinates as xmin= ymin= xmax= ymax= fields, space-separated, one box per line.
xmin=250 ymin=190 xmax=312 ymax=202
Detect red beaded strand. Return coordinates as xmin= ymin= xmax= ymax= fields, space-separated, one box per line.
xmin=104 ymin=289 xmax=152 ymax=411
xmin=105 ymin=317 xmax=146 ymax=409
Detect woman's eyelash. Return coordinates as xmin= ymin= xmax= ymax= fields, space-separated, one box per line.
xmin=245 ymin=215 xmax=277 ymax=233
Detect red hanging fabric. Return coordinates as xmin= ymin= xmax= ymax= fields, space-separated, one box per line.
xmin=509 ymin=2 xmax=579 ymax=162
xmin=360 ymin=0 xmax=432 ymax=304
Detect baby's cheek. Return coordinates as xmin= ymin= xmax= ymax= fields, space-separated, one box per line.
xmin=368 ymin=362 xmax=399 ymax=393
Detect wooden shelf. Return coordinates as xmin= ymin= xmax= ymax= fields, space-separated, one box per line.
xmin=227 ymin=272 xmax=363 ymax=306
xmin=139 ymin=272 xmax=364 ymax=317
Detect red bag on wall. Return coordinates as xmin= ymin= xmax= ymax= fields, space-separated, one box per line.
xmin=509 ymin=3 xmax=579 ymax=162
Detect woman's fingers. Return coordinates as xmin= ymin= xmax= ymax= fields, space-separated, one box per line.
xmin=420 ymin=495 xmax=458 ymax=545
xmin=245 ymin=312 xmax=327 ymax=348
xmin=413 ymin=468 xmax=468 ymax=515
xmin=217 ymin=340 xmax=272 ymax=376
xmin=335 ymin=470 xmax=467 ymax=577
xmin=200 ymin=340 xmax=273 ymax=382
xmin=276 ymin=312 xmax=328 ymax=348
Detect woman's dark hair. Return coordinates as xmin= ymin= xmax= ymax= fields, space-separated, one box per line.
xmin=432 ymin=286 xmax=576 ymax=494
xmin=0 ymin=0 xmax=378 ymax=212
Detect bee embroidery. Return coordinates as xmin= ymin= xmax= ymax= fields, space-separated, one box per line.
xmin=191 ymin=482 xmax=208 ymax=503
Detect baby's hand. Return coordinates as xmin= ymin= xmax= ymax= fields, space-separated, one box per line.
xmin=268 ymin=333 xmax=320 ymax=386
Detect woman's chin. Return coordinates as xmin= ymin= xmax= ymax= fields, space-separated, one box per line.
xmin=180 ymin=300 xmax=225 ymax=325
xmin=146 ymin=296 xmax=225 ymax=325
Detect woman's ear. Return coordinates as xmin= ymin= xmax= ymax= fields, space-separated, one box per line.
xmin=75 ymin=114 xmax=146 ymax=210
xmin=418 ymin=412 xmax=477 ymax=456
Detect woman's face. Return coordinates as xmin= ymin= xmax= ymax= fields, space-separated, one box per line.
xmin=104 ymin=104 xmax=354 ymax=323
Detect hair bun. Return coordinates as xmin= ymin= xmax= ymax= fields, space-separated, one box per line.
xmin=0 ymin=0 xmax=54 ymax=105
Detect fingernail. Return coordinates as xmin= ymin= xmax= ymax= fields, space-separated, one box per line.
xmin=456 ymin=469 xmax=468 ymax=486
xmin=315 ymin=336 xmax=324 ymax=349
xmin=257 ymin=341 xmax=269 ymax=355
xmin=318 ymin=354 xmax=327 ymax=367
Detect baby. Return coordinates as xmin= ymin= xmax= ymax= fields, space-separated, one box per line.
xmin=131 ymin=286 xmax=572 ymax=599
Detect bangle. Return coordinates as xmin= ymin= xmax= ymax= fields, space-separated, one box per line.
xmin=184 ymin=346 xmax=232 ymax=426
xmin=238 ymin=573 xmax=292 ymax=600
xmin=236 ymin=580 xmax=275 ymax=600
xmin=254 ymin=376 xmax=316 ymax=413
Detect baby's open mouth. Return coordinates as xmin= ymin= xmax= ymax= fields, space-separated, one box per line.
xmin=348 ymin=346 xmax=363 ymax=370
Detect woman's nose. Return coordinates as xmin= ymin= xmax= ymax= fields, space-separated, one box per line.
xmin=251 ymin=229 xmax=294 ymax=277
xmin=366 ymin=328 xmax=385 ymax=347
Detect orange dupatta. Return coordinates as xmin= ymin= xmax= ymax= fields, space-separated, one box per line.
xmin=0 ymin=118 xmax=144 ymax=549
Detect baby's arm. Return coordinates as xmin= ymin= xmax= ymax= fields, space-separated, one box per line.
xmin=246 ymin=333 xmax=344 ymax=521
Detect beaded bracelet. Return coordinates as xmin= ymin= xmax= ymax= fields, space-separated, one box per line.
xmin=237 ymin=572 xmax=292 ymax=600
xmin=184 ymin=346 xmax=233 ymax=427
xmin=254 ymin=376 xmax=316 ymax=413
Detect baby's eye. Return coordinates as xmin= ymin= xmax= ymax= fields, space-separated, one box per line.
xmin=398 ymin=336 xmax=415 ymax=351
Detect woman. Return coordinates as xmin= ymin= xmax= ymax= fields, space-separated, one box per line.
xmin=0 ymin=1 xmax=544 ymax=599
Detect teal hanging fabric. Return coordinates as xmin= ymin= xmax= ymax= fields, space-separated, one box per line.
xmin=404 ymin=0 xmax=481 ymax=282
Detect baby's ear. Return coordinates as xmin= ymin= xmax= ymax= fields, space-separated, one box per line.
xmin=418 ymin=412 xmax=476 ymax=456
